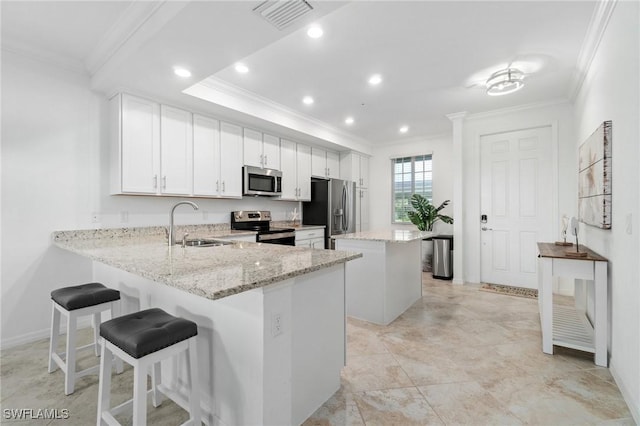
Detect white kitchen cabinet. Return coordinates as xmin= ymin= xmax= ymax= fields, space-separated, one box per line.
xmin=357 ymin=188 xmax=370 ymax=232
xmin=160 ymin=105 xmax=193 ymax=195
xmin=193 ymin=114 xmax=219 ymax=196
xmin=244 ymin=128 xmax=280 ymax=170
xmin=311 ymin=147 xmax=340 ymax=178
xmin=111 ymin=93 xmax=161 ymax=194
xmin=280 ymin=140 xmax=311 ymax=201
xmin=219 ymin=122 xmax=243 ymax=198
xmin=340 ymin=152 xmax=369 ymax=188
xmin=295 ymin=227 xmax=325 ymax=248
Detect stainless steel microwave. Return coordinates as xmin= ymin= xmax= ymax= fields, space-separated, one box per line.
xmin=243 ymin=166 xmax=282 ymax=196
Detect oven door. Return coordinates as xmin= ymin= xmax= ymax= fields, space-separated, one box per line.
xmin=258 ymin=232 xmax=295 ymax=246
xmin=243 ymin=166 xmax=282 ymax=196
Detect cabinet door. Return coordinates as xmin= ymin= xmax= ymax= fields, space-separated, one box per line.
xmin=243 ymin=128 xmax=263 ymax=168
xmin=121 ymin=94 xmax=160 ymax=194
xmin=279 ymin=139 xmax=298 ymax=200
xmin=311 ymin=238 xmax=325 ymax=249
xmin=193 ymin=114 xmax=219 ymax=196
xmin=262 ymin=133 xmax=280 ymax=170
xmin=311 ymin=147 xmax=327 ymax=177
xmin=358 ymin=188 xmax=369 ymax=232
xmin=326 ymin=151 xmax=340 ymax=178
xmin=297 ymin=144 xmax=312 ymax=201
xmin=160 ymin=105 xmax=193 ymax=195
xmin=220 ymin=122 xmax=243 ymax=198
xmin=295 ymin=239 xmax=312 ymax=248
xmin=359 ymin=155 xmax=369 ymax=188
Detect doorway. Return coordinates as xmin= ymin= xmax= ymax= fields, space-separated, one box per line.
xmin=480 ymin=126 xmax=554 ymax=289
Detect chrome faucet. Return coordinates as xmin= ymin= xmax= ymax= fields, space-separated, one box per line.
xmin=168 ymin=201 xmax=199 ymax=246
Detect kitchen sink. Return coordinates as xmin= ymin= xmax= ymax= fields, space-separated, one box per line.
xmin=183 ymin=239 xmax=233 ymax=247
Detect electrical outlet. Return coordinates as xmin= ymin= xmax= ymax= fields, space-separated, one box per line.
xmin=271 ymin=313 xmax=283 ymax=337
xmin=120 ymin=211 xmax=129 ymax=223
xmin=91 ymin=212 xmax=100 ymax=223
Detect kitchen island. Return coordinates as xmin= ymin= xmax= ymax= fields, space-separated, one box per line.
xmin=53 ymin=226 xmax=361 ymax=426
xmin=334 ymin=229 xmax=432 ymax=325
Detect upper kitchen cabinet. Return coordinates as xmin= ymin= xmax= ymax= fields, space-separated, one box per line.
xmin=160 ymin=105 xmax=193 ymax=195
xmin=193 ymin=114 xmax=221 ymax=197
xmin=340 ymin=152 xmax=369 ymax=188
xmin=243 ymin=129 xmax=280 ymax=170
xmin=218 ymin=122 xmax=243 ymax=198
xmin=111 ymin=93 xmax=161 ymax=194
xmin=280 ymin=139 xmax=311 ymax=201
xmin=311 ymin=147 xmax=340 ymax=179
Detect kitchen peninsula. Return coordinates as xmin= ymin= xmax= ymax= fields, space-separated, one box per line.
xmin=52 ymin=226 xmax=361 ymax=425
xmin=334 ymin=229 xmax=432 ymax=325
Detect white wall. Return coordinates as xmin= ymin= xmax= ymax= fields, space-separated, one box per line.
xmin=0 ymin=50 xmax=299 ymax=348
xmin=460 ymin=101 xmax=575 ymax=284
xmin=369 ymin=135 xmax=454 ymax=233
xmin=572 ymin=1 xmax=639 ymax=420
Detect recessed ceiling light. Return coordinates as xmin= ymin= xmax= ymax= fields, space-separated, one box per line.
xmin=234 ymin=63 xmax=249 ymax=73
xmin=302 ymin=96 xmax=314 ymax=105
xmin=173 ymin=67 xmax=191 ymax=78
xmin=399 ymin=126 xmax=409 ymax=133
xmin=368 ymin=74 xmax=382 ymax=85
xmin=307 ymin=26 xmax=323 ymax=39
xmin=345 ymin=117 xmax=354 ymax=125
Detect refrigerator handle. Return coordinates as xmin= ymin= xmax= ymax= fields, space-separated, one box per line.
xmin=342 ymin=185 xmax=348 ymax=230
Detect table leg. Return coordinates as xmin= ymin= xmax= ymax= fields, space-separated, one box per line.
xmin=540 ymin=257 xmax=554 ymax=354
xmin=594 ymin=261 xmax=608 ymax=367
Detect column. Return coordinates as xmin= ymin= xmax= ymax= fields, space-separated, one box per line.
xmin=446 ymin=112 xmax=467 ymax=285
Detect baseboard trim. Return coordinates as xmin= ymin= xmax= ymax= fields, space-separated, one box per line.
xmin=1 ymin=317 xmax=92 ymax=350
xmin=610 ymin=361 xmax=640 ymax=424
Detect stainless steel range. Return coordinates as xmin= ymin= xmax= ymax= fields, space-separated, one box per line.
xmin=231 ymin=211 xmax=296 ymax=246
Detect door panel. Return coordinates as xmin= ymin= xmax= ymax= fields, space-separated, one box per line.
xmin=480 ymin=127 xmax=553 ymax=288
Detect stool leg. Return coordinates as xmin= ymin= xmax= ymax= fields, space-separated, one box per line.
xmin=151 ymin=362 xmax=163 ymax=407
xmin=133 ymin=360 xmax=148 ymax=426
xmin=110 ymin=301 xmax=124 ymax=374
xmin=92 ymin=312 xmax=101 ymax=357
xmin=65 ymin=311 xmax=77 ymax=395
xmin=186 ymin=338 xmax=201 ymax=425
xmin=97 ymin=343 xmax=112 ymax=426
xmin=48 ymin=303 xmax=60 ymax=373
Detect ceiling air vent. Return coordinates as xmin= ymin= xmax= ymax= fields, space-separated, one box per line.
xmin=253 ymin=0 xmax=314 ymax=30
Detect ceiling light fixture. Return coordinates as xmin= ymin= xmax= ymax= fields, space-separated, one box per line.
xmin=345 ymin=117 xmax=354 ymax=125
xmin=399 ymin=126 xmax=409 ymax=133
xmin=302 ymin=96 xmax=314 ymax=105
xmin=486 ymin=68 xmax=524 ymax=96
xmin=307 ymin=26 xmax=323 ymax=38
xmin=235 ymin=63 xmax=249 ymax=73
xmin=368 ymin=74 xmax=382 ymax=85
xmin=173 ymin=67 xmax=191 ymax=78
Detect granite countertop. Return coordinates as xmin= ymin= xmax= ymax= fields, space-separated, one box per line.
xmin=270 ymin=222 xmax=325 ymax=231
xmin=52 ymin=227 xmax=361 ymax=301
xmin=333 ymin=229 xmax=433 ymax=243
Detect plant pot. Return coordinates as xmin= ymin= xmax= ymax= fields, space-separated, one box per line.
xmin=421 ymin=238 xmax=433 ymax=272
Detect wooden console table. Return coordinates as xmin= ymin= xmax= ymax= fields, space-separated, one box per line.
xmin=537 ymin=242 xmax=608 ymax=367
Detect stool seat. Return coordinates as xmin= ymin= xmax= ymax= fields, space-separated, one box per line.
xmin=100 ymin=308 xmax=197 ymax=359
xmin=51 ymin=283 xmax=120 ymax=311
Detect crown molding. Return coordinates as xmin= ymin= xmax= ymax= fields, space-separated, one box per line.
xmin=1 ymin=38 xmax=86 ymax=74
xmin=374 ymin=132 xmax=452 ymax=148
xmin=568 ymin=0 xmax=618 ymax=101
xmin=189 ymin=76 xmax=373 ymax=152
xmin=84 ymin=2 xmax=167 ymax=76
xmin=465 ymin=98 xmax=571 ymax=121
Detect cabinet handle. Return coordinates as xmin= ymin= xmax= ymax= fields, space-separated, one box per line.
xmin=216 ymin=180 xmax=219 ymax=192
xmin=222 ymin=181 xmax=225 ymax=192
xmin=162 ymin=176 xmax=167 ymax=189
xmin=153 ymin=175 xmax=158 ymax=189
xmin=328 ymin=167 xmax=331 ymax=176
xmin=264 ymin=155 xmax=267 ymax=166
xmin=260 ymin=154 xmax=264 ymax=166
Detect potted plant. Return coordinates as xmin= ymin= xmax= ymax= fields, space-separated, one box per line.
xmin=407 ymin=194 xmax=453 ymax=271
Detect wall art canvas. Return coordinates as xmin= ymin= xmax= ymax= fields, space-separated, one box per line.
xmin=578 ymin=120 xmax=612 ymax=229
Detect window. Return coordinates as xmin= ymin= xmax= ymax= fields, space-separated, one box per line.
xmin=392 ymin=154 xmax=432 ymax=223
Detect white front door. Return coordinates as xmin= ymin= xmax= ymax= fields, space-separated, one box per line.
xmin=480 ymin=126 xmax=554 ymax=289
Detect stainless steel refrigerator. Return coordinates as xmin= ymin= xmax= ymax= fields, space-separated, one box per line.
xmin=302 ymin=178 xmax=356 ymax=249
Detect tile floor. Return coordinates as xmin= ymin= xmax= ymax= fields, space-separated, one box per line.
xmin=0 ymin=274 xmax=634 ymax=425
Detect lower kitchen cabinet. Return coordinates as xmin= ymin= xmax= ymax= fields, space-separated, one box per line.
xmin=295 ymin=228 xmax=325 ymax=248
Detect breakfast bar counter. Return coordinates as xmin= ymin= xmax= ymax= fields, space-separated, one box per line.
xmin=334 ymin=229 xmax=432 ymax=325
xmin=52 ymin=227 xmax=361 ymax=425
